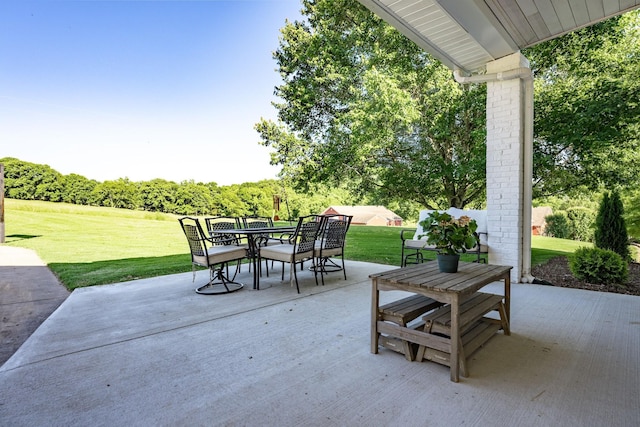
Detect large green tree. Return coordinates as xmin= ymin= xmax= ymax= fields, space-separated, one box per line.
xmin=258 ymin=3 xmax=640 ymax=210
xmin=256 ymin=0 xmax=486 ymax=209
xmin=62 ymin=173 xmax=98 ymax=205
xmin=138 ymin=179 xmax=179 ymax=213
xmin=524 ymin=11 xmax=640 ymax=197
xmin=1 ymin=157 xmax=64 ymax=202
xmin=91 ymin=178 xmax=141 ymax=210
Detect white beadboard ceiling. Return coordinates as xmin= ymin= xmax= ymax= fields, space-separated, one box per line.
xmin=358 ymin=0 xmax=640 ymax=73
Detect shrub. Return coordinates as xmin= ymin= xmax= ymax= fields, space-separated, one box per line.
xmin=566 ymin=207 xmax=595 ymax=242
xmin=594 ymin=190 xmax=630 ymax=260
xmin=569 ymin=247 xmax=628 ymax=286
xmin=544 ymin=212 xmax=570 ymax=239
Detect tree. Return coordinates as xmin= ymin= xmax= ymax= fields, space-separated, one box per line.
xmin=256 ymin=0 xmax=486 ymax=209
xmin=524 ymin=11 xmax=640 ymax=197
xmin=594 ymin=190 xmax=630 ymax=260
xmin=0 ymin=157 xmax=64 ymax=202
xmin=173 ymin=180 xmax=215 ymax=216
xmin=91 ymin=178 xmax=141 ymax=210
xmin=139 ymin=179 xmax=179 ymax=213
xmin=258 ymin=4 xmax=640 ymax=209
xmin=62 ymin=174 xmax=98 ymax=205
xmin=236 ymin=181 xmax=277 ymax=217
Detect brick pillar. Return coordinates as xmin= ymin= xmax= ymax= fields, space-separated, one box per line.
xmin=485 ymin=53 xmax=533 ymax=283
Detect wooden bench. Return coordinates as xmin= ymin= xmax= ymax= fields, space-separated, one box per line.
xmin=416 ymin=292 xmax=509 ymax=376
xmin=378 ymin=294 xmax=444 ymax=361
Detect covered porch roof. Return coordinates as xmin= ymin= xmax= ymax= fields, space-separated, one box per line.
xmin=358 ymin=0 xmax=640 ymax=73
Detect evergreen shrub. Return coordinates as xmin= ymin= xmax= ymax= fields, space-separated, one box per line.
xmin=594 ymin=190 xmax=630 ymax=260
xmin=570 ymin=247 xmax=628 ymax=286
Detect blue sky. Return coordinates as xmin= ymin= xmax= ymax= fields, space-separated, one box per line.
xmin=0 ymin=0 xmax=302 ymax=185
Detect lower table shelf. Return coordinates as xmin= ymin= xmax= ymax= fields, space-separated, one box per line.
xmin=416 ymin=318 xmax=502 ymax=368
xmin=377 ymin=291 xmax=509 ymax=377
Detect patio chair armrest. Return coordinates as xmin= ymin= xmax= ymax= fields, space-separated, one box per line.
xmin=400 ymin=228 xmax=417 ymax=242
xmin=211 ymin=234 xmax=241 ymax=246
xmin=278 ymin=231 xmax=294 ymax=241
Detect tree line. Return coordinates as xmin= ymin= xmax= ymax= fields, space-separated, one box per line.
xmin=0 ymin=157 xmax=367 ymax=219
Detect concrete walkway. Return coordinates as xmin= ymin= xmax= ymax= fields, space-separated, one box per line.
xmin=1 ymin=250 xmax=639 ymax=426
xmin=0 ymin=245 xmax=69 ymax=365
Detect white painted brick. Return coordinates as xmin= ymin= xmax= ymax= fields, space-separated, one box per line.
xmin=486 ymin=60 xmax=530 ymax=283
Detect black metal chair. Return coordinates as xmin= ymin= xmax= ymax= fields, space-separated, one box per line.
xmin=257 ymin=215 xmax=322 ymax=293
xmin=179 ymin=217 xmax=245 ymax=295
xmin=314 ymin=215 xmax=352 ymax=286
xmin=242 ymin=216 xmax=274 ymax=228
xmin=243 ymin=215 xmax=292 ymax=244
xmin=204 ymin=216 xmax=250 ymax=272
xmin=204 ymin=216 xmax=242 ymax=246
xmin=241 ymin=216 xmax=275 ymax=245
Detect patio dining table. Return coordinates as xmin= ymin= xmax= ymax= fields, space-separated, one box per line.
xmin=210 ymin=226 xmax=296 ymax=290
xmin=370 ymin=261 xmax=512 ymax=382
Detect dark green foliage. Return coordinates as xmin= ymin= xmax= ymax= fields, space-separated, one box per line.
xmin=1 ymin=157 xmax=65 ymax=202
xmin=570 ymin=247 xmax=628 ymax=286
xmin=594 ymin=190 xmax=630 ymax=260
xmin=62 ymin=173 xmax=98 ymax=205
xmin=566 ymin=207 xmax=595 ymax=242
xmin=543 ymin=208 xmax=595 ymax=242
xmin=544 ymin=213 xmax=571 ymax=239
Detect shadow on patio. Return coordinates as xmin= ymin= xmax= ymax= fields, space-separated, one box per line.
xmin=1 ymin=259 xmax=638 ymax=426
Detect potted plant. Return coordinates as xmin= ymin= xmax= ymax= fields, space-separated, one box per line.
xmin=418 ymin=211 xmax=480 ymax=272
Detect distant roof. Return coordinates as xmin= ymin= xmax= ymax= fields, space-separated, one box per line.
xmin=532 ymin=206 xmax=553 ymax=227
xmin=323 ymin=205 xmax=402 ymax=224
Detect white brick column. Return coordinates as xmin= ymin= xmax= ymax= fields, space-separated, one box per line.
xmin=485 ymin=53 xmax=533 ymax=283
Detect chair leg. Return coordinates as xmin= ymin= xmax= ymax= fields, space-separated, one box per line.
xmin=314 ymin=257 xmax=321 ymax=286
xmin=319 ymin=257 xmax=325 ymax=287
xmin=228 ymin=260 xmax=240 ymax=281
xmin=312 ymin=257 xmax=319 ymax=287
xmin=292 ymin=262 xmax=300 ymax=293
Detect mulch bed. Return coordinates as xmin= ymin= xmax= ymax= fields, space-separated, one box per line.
xmin=530 ymin=256 xmax=640 ymax=296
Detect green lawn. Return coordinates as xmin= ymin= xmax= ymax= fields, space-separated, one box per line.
xmin=2 ymin=199 xmax=586 ymax=290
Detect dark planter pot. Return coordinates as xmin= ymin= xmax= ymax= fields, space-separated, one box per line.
xmin=437 ymin=253 xmax=460 ymax=273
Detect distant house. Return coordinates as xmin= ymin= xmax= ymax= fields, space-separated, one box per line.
xmin=532 ymin=206 xmax=553 ymax=235
xmin=320 ymin=206 xmax=403 ymax=226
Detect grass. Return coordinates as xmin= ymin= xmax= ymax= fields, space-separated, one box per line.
xmin=2 ymin=199 xmax=586 ymax=290
xmin=3 ymin=199 xmax=189 ymax=289
xmin=530 ymin=235 xmax=591 ymax=265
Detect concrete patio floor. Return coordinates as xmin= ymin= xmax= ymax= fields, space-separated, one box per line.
xmin=1 ymin=256 xmax=639 ymax=426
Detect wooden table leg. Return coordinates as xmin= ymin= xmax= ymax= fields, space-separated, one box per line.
xmin=504 ymin=274 xmax=511 ymax=323
xmin=371 ymin=278 xmax=380 ymax=354
xmin=450 ymin=293 xmax=460 ymax=382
